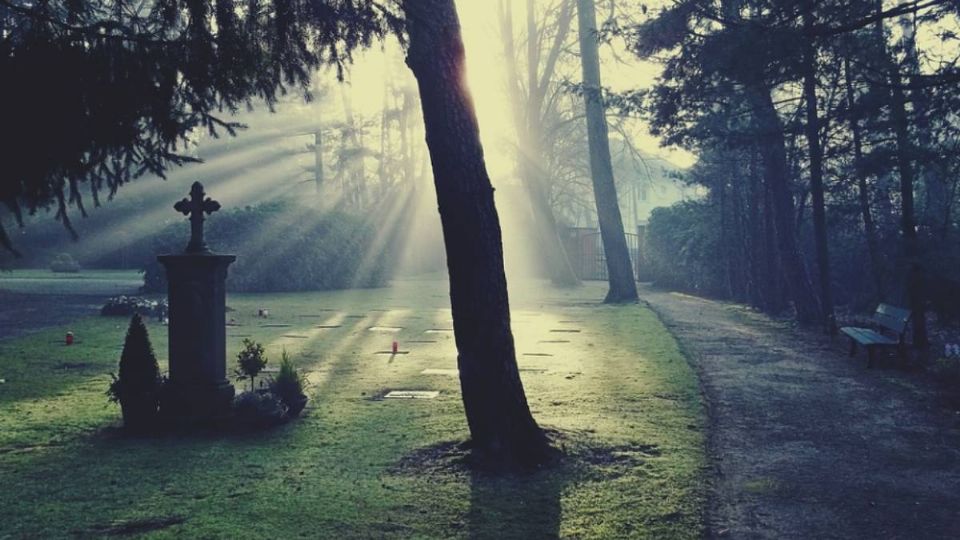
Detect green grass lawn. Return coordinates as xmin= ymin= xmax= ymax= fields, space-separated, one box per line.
xmin=0 ymin=278 xmax=705 ymax=538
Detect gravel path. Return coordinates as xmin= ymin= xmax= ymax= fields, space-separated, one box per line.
xmin=640 ymin=285 xmax=960 ymax=539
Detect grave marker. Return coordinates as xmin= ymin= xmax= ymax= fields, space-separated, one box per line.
xmin=384 ymin=390 xmax=439 ymax=399
xmin=421 ymin=368 xmax=458 ymax=376
xmin=157 ymin=182 xmax=235 ymax=421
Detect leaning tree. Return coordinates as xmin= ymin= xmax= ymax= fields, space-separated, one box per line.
xmin=402 ymin=0 xmax=549 ymax=464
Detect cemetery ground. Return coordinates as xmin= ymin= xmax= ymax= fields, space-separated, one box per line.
xmin=0 ymin=273 xmax=705 ymax=538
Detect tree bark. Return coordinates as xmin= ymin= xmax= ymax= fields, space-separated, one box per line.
xmin=747 ymin=149 xmax=764 ymax=308
xmin=575 ymin=0 xmax=638 ymax=303
xmin=746 ymin=85 xmax=821 ymax=322
xmin=843 ymin=57 xmax=886 ymax=300
xmin=801 ymin=3 xmax=835 ymax=332
xmin=402 ymin=0 xmax=548 ymax=465
xmin=874 ymin=3 xmax=927 ymax=347
xmin=889 ymin=62 xmax=928 ymax=348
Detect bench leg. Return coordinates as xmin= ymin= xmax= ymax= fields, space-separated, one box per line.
xmin=867 ymin=346 xmax=875 ymax=368
xmin=849 ymin=339 xmax=857 ymax=357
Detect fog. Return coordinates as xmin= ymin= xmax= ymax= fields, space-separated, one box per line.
xmin=5 ymin=0 xmax=695 ymax=292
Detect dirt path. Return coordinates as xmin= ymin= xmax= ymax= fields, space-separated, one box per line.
xmin=640 ymin=285 xmax=960 ymax=539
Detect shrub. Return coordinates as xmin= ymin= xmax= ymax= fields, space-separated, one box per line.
xmin=236 ymin=339 xmax=267 ymax=391
xmin=270 ymin=349 xmax=308 ymax=417
xmin=642 ymin=201 xmax=725 ymax=296
xmin=107 ymin=314 xmax=162 ymax=431
xmin=50 ymin=253 xmax=80 ymax=273
xmin=101 ymin=296 xmax=167 ymax=317
xmin=233 ymin=391 xmax=288 ymax=428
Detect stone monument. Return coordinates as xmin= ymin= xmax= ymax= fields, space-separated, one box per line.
xmin=158 ymin=182 xmax=236 ymax=421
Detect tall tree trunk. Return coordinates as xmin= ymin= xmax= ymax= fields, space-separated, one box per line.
xmin=575 ymin=0 xmax=638 ymax=303
xmin=747 ymin=149 xmax=764 ymax=308
xmin=399 ymin=87 xmax=415 ymax=185
xmin=889 ymin=64 xmax=928 ymax=348
xmin=378 ymin=71 xmax=390 ymax=200
xmin=313 ymin=130 xmax=324 ymax=195
xmin=762 ymin=177 xmax=785 ymax=313
xmin=402 ymin=0 xmax=548 ymax=465
xmin=801 ymin=3 xmax=835 ymax=332
xmin=875 ymin=4 xmax=928 ymax=347
xmin=341 ymin=88 xmax=367 ymax=208
xmin=843 ymin=57 xmax=886 ymax=300
xmin=746 ymin=86 xmax=821 ymax=322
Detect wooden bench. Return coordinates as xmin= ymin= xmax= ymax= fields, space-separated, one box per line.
xmin=840 ymin=304 xmax=911 ymax=368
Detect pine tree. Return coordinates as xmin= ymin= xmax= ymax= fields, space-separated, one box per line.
xmin=108 ymin=314 xmax=162 ymax=430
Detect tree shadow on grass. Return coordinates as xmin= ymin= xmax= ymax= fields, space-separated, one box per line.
xmin=391 ymin=428 xmax=659 ymax=538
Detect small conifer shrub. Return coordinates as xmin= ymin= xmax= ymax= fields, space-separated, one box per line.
xmin=107 ymin=314 xmax=162 ymax=431
xmin=271 ymin=349 xmax=308 ymax=417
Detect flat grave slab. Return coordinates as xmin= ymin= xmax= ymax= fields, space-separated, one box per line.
xmin=424 ymin=329 xmax=454 ymax=334
xmin=421 ymin=368 xmax=459 ymax=376
xmin=315 ymin=325 xmax=342 ymax=329
xmin=260 ymin=324 xmax=292 ymax=328
xmin=518 ymin=367 xmax=549 ymax=373
xmin=282 ymin=334 xmax=310 ymax=339
xmin=549 ymin=329 xmax=581 ymax=333
xmin=408 ymin=339 xmax=437 ymax=344
xmin=522 ymin=352 xmax=554 ymax=357
xmin=384 ymin=390 xmax=440 ymax=399
xmin=369 ymin=326 xmax=403 ymax=333
xmin=539 ymin=339 xmax=570 ymax=343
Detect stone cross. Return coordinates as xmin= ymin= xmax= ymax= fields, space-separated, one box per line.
xmin=174 ymin=181 xmax=221 ymax=254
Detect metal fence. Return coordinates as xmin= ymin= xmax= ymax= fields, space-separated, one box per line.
xmin=564 ymin=228 xmax=642 ymax=281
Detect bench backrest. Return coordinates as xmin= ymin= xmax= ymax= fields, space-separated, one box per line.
xmin=873 ymin=303 xmax=911 ymax=337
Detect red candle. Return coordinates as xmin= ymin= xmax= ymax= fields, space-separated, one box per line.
xmin=65 ymin=332 xmax=74 ymax=345
xmin=392 ymin=341 xmax=398 ymax=354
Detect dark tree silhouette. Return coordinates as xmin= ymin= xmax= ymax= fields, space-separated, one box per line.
xmin=402 ymin=0 xmax=549 ymax=465
xmin=0 ymin=0 xmax=397 ymax=253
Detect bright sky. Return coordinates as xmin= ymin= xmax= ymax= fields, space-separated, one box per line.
xmin=334 ymin=0 xmax=696 ymax=179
